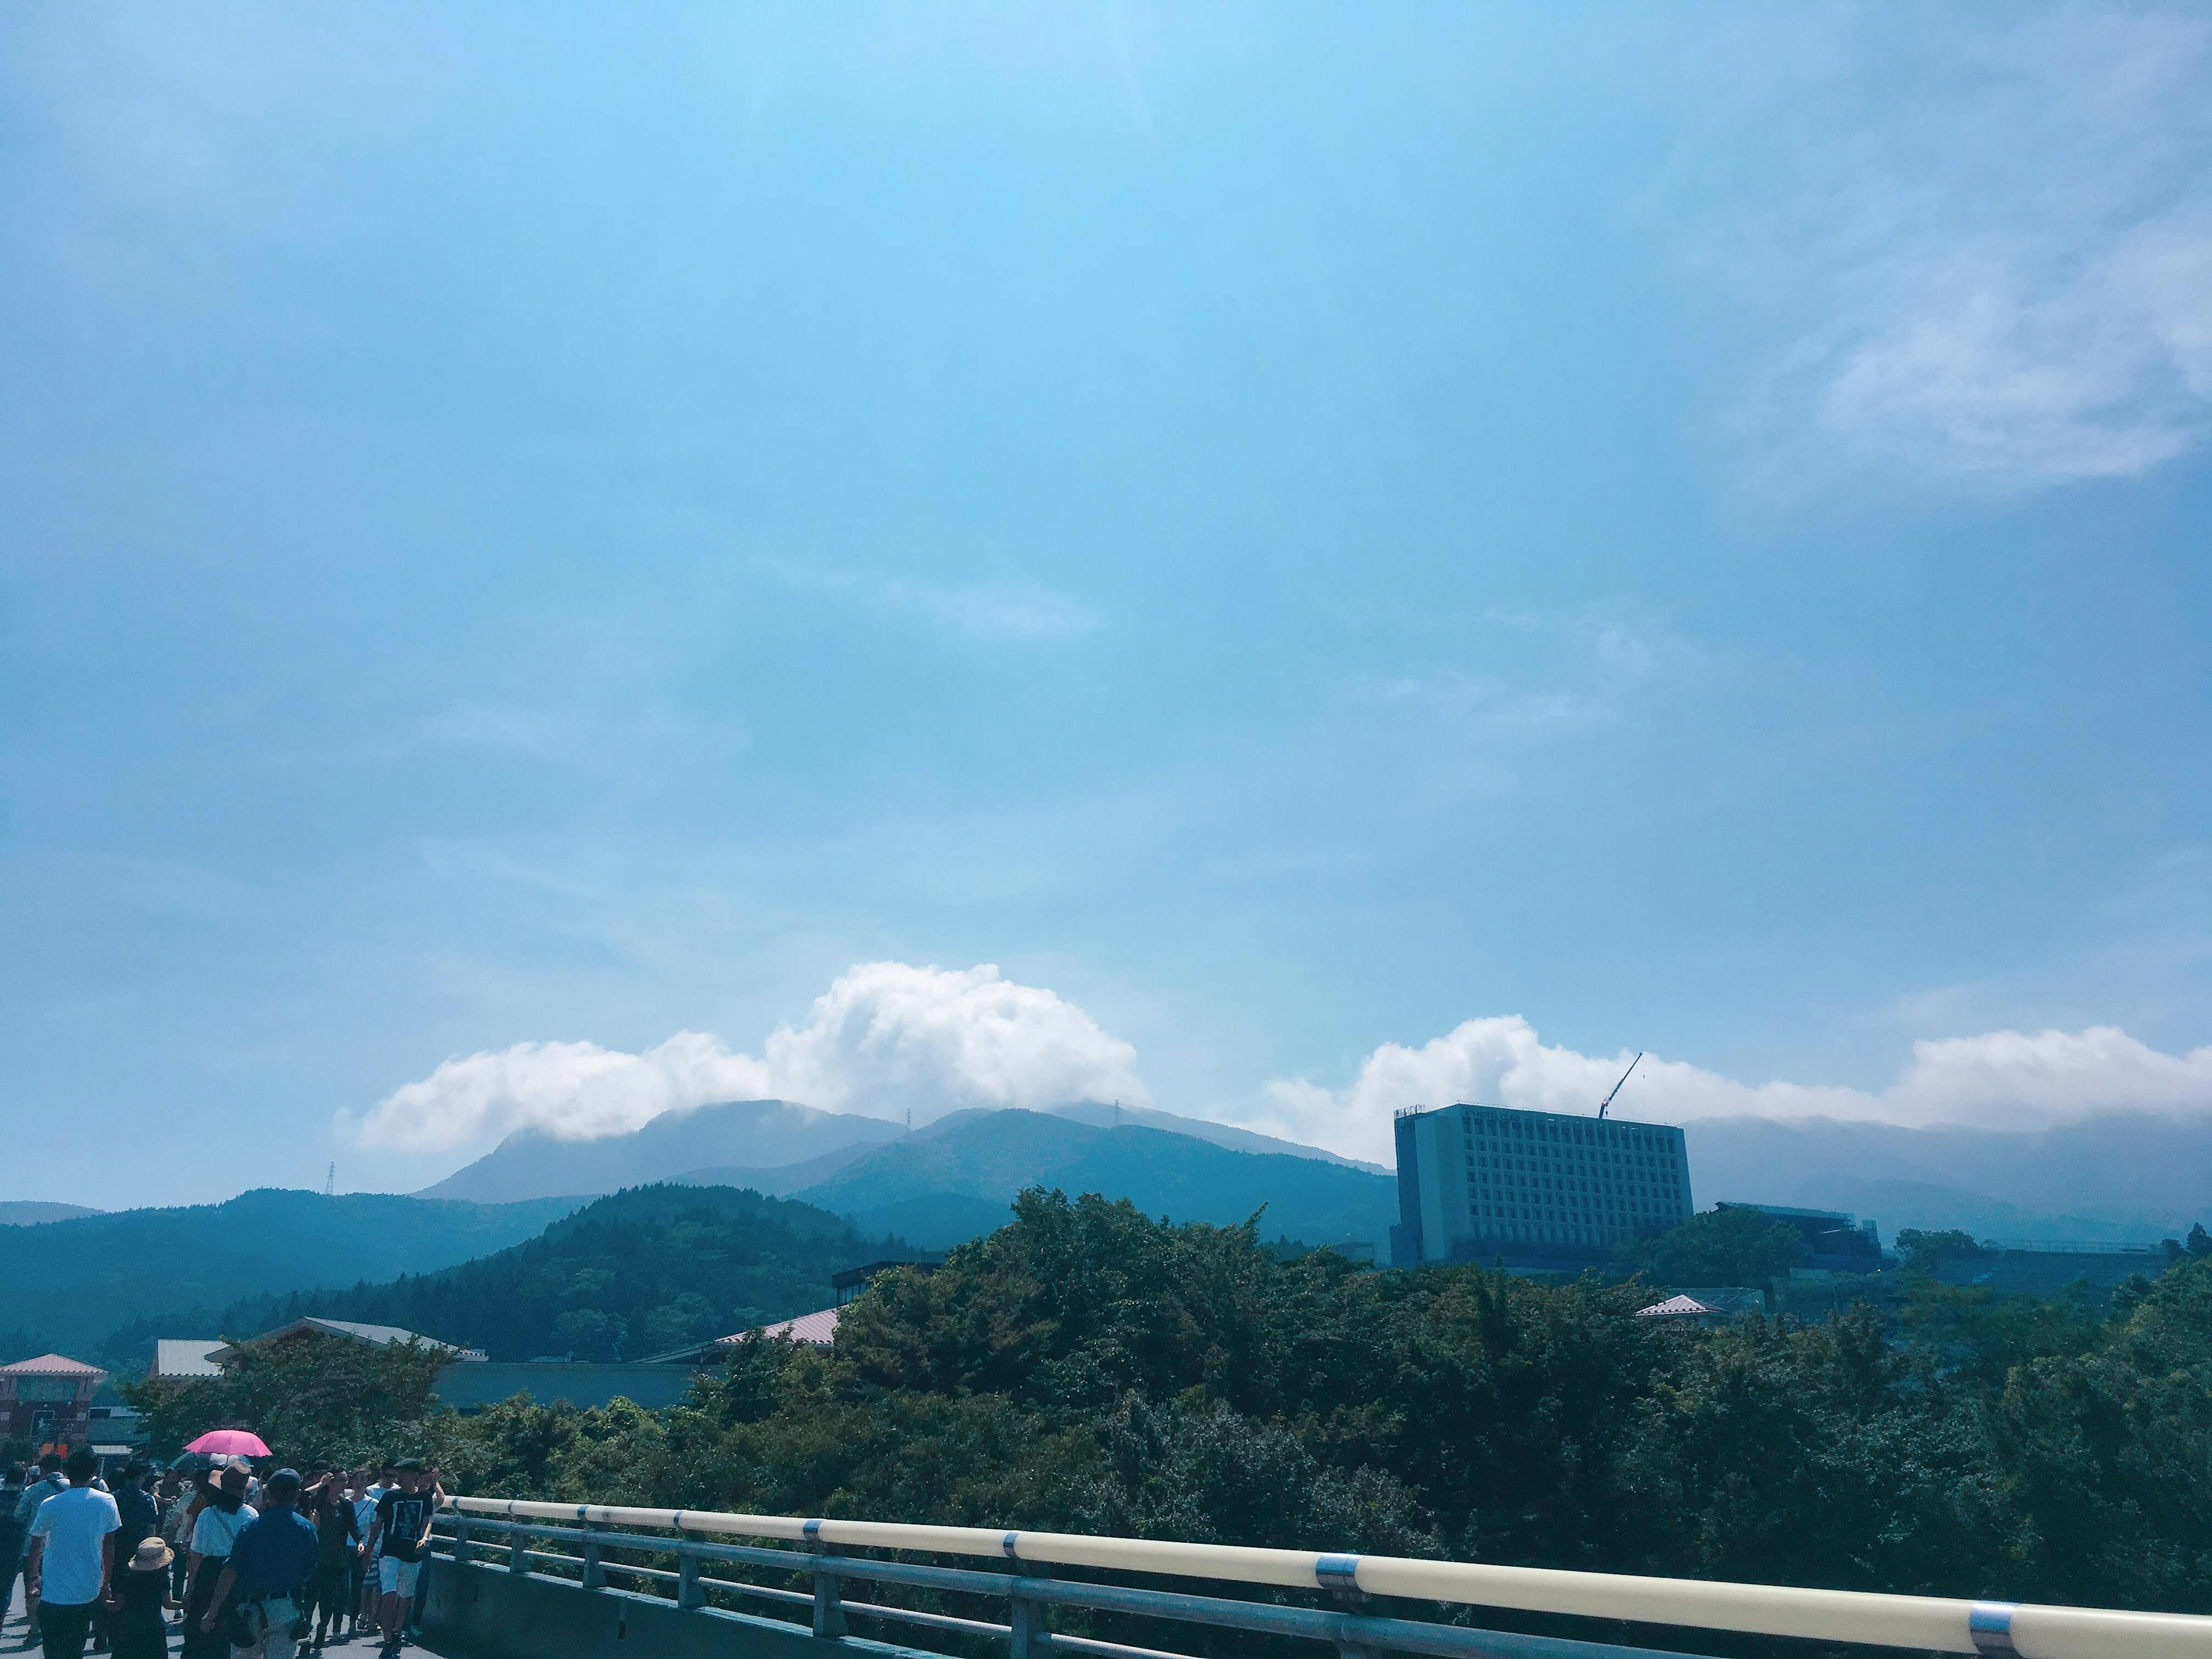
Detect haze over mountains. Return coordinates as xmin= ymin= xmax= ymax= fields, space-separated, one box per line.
xmin=1688 ymin=1113 xmax=2212 ymax=1242
xmin=419 ymin=1099 xmax=901 ymax=1203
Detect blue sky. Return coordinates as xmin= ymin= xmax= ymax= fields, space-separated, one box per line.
xmin=4 ymin=3 xmax=2209 ymax=1204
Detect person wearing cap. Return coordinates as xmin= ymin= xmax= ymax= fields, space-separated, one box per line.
xmin=200 ymin=1469 xmax=316 ymax=1659
xmin=107 ymin=1537 xmax=178 ymax=1659
xmin=22 ymin=1449 xmax=119 ymax=1659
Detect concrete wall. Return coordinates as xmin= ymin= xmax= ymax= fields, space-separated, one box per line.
xmin=423 ymin=1558 xmax=945 ymax=1659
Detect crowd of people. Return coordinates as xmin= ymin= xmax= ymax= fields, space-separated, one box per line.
xmin=0 ymin=1454 xmax=445 ymax=1659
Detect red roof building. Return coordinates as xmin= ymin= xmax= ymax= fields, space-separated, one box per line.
xmin=0 ymin=1354 xmax=108 ymax=1456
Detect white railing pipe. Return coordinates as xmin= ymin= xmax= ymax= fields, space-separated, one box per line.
xmin=446 ymin=1497 xmax=2212 ymax=1659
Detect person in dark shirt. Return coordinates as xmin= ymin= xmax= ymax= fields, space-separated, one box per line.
xmin=111 ymin=1464 xmax=160 ymax=1561
xmin=202 ymin=1470 xmax=317 ymax=1659
xmin=361 ymin=1464 xmax=434 ymax=1659
xmin=109 ymin=1537 xmax=180 ymax=1659
xmin=302 ymin=1472 xmax=360 ymax=1650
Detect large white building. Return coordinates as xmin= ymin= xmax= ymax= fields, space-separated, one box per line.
xmin=1391 ymin=1103 xmax=1693 ymax=1265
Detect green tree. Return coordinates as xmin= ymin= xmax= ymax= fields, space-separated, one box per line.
xmin=1624 ymin=1207 xmax=1805 ymax=1286
xmin=122 ymin=1331 xmax=445 ymax=1464
xmin=1896 ymin=1228 xmax=1988 ymax=1275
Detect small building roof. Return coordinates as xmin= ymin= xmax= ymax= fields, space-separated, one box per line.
xmin=151 ymin=1340 xmax=225 ymax=1380
xmin=0 ymin=1353 xmax=107 ymax=1377
xmin=640 ymin=1305 xmax=842 ymax=1365
xmin=1636 ymin=1294 xmax=1723 ymax=1318
xmin=758 ymin=1308 xmax=839 ymax=1347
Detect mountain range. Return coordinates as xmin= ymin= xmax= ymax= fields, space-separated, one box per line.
xmin=421 ymin=1096 xmax=1387 ymax=1207
xmin=412 ymin=1094 xmax=2209 ymax=1248
xmin=0 ymin=1202 xmax=103 ymax=1226
xmin=416 ymin=1099 xmax=901 ymax=1203
xmin=763 ymin=1108 xmax=1395 ymax=1248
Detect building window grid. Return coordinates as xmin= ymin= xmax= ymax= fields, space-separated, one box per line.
xmin=1456 ymin=1108 xmax=1688 ymax=1247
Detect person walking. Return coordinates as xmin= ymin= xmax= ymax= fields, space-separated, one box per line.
xmin=106 ymin=1540 xmax=176 ymax=1659
xmin=92 ymin=1463 xmax=159 ymax=1658
xmin=403 ymin=1472 xmax=442 ymax=1643
xmin=21 ymin=1450 xmax=120 ymax=1659
xmin=180 ymin=1467 xmax=253 ymax=1659
xmin=359 ymin=1465 xmax=431 ymax=1659
xmin=198 ymin=1471 xmax=315 ymax=1659
xmin=158 ymin=1480 xmax=192 ymax=1611
xmin=348 ymin=1471 xmax=388 ymax=1642
xmin=341 ymin=1476 xmax=373 ymax=1643
xmin=14 ymin=1456 xmax=68 ymax=1641
xmin=301 ymin=1474 xmax=357 ymax=1650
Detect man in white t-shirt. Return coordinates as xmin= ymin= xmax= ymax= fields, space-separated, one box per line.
xmin=23 ymin=1449 xmax=120 ymax=1659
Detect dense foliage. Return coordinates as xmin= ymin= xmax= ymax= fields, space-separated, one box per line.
xmin=146 ymin=1190 xmax=2212 ymax=1616
xmin=1619 ymin=1206 xmax=1806 ymax=1285
xmin=110 ymin=1187 xmax=903 ymax=1365
xmin=126 ymin=1331 xmax=448 ymax=1468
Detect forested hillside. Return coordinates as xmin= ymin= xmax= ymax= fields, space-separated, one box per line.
xmin=155 ymin=1188 xmax=2212 ymax=1616
xmin=101 ymin=1186 xmax=904 ymax=1366
xmin=0 ymin=1188 xmax=583 ymax=1355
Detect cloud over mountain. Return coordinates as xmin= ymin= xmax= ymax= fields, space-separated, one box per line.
xmin=1253 ymin=1017 xmax=2212 ymax=1165
xmin=351 ymin=961 xmax=1146 ymax=1154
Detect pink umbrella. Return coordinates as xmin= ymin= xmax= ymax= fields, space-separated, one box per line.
xmin=184 ymin=1429 xmax=271 ymax=1458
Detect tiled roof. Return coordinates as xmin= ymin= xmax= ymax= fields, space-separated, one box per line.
xmin=757 ymin=1307 xmax=839 ymax=1347
xmin=0 ymin=1353 xmax=106 ymax=1376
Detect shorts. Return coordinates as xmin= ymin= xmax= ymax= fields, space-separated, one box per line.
xmin=377 ymin=1557 xmax=419 ymax=1597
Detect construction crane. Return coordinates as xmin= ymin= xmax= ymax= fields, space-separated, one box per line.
xmin=1597 ymin=1052 xmax=1643 ymax=1121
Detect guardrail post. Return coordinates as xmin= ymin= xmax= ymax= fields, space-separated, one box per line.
xmin=677 ymin=1532 xmax=704 ymax=1611
xmin=581 ymin=1523 xmax=605 ymax=1590
xmin=1009 ymin=1567 xmax=1050 ymax=1659
xmin=507 ymin=1524 xmax=527 ymax=1576
xmin=450 ymin=1515 xmax=469 ymax=1567
xmin=812 ymin=1550 xmax=847 ymax=1639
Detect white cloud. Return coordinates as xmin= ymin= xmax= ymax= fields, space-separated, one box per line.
xmin=1689 ymin=9 xmax=2212 ymax=493
xmin=352 ymin=1030 xmax=774 ymax=1154
xmin=351 ymin=961 xmax=1146 ymax=1153
xmin=1245 ymin=1016 xmax=2212 ymax=1165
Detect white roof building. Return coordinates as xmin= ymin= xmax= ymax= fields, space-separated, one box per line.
xmin=150 ymin=1340 xmax=225 ymax=1380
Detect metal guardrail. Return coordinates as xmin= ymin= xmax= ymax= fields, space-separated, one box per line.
xmin=436 ymin=1498 xmax=2212 ymax=1659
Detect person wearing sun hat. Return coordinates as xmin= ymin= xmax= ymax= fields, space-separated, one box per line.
xmin=108 ymin=1536 xmax=178 ymax=1659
